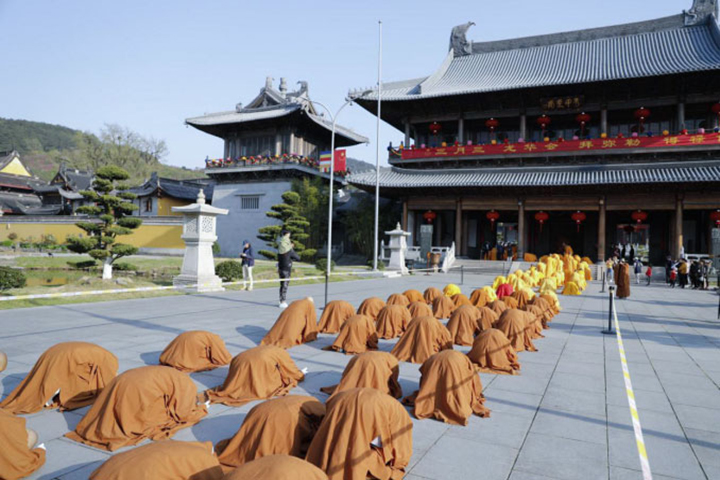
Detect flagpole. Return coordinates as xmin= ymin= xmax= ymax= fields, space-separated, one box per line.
xmin=372 ymin=20 xmax=382 ymax=271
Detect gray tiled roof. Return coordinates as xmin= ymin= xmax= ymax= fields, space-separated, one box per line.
xmin=347 ymin=161 xmax=720 ymax=189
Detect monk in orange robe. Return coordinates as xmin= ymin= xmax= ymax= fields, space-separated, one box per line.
xmin=325 ymin=315 xmax=378 ymax=355
xmin=502 ymin=296 xmax=519 ymax=309
xmin=467 ymin=328 xmax=521 ymax=375
xmin=496 ymin=309 xmax=537 ymax=352
xmin=1 ymin=342 xmax=118 ymax=414
xmin=511 ymin=290 xmax=532 ymax=309
xmin=469 ymin=288 xmax=492 ymax=308
xmin=216 ymin=396 xmax=325 ymax=470
xmin=432 ymin=295 xmax=455 ymax=319
xmin=205 ymin=345 xmax=304 ymax=406
xmin=402 ymin=289 xmax=424 ymax=303
xmin=0 ymin=409 xmax=46 ymax=480
xmin=386 ymin=293 xmax=410 ymax=307
xmin=320 ymin=351 xmax=402 ymax=399
xmin=488 ymin=299 xmax=508 ymax=316
xmin=403 ymin=350 xmax=490 ymax=425
xmin=407 ymin=301 xmax=433 ymax=318
xmin=317 ymin=300 xmax=355 ymax=334
xmin=451 ymin=293 xmax=472 ymax=308
xmin=222 ymin=455 xmax=328 ymax=480
xmin=391 ymin=316 xmax=452 ymax=364
xmin=306 ymin=388 xmax=412 ymax=480
xmin=356 ymin=297 xmax=386 ymax=321
xmin=446 ymin=305 xmax=481 ymax=346
xmin=375 ymin=305 xmax=412 ymax=339
xmin=261 ymin=298 xmax=318 ymax=348
xmin=0 ymin=350 xmax=7 ymax=372
xmin=159 ymin=331 xmax=232 ymax=373
xmin=423 ymin=286 xmax=442 ymax=304
xmin=477 ymin=306 xmax=500 ymax=330
xmin=66 ymin=366 xmax=206 ymax=451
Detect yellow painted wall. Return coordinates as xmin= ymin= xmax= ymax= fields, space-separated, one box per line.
xmin=1 ymin=222 xmax=184 ymax=249
xmin=157 ymin=197 xmax=186 ymax=216
xmin=0 ymin=157 xmax=32 ymax=177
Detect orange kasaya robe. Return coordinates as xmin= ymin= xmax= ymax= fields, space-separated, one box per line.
xmin=223 ymin=455 xmax=328 ymax=480
xmin=407 ymin=301 xmax=433 ymax=319
xmin=488 ymin=299 xmax=509 ymax=317
xmin=89 ymin=441 xmax=223 ymax=480
xmin=451 ymin=293 xmax=472 ymax=308
xmin=402 ymin=289 xmax=424 ymax=303
xmin=467 ymin=328 xmax=521 ymax=375
xmin=325 ymin=315 xmax=378 ymax=355
xmin=469 ymin=288 xmax=492 ymax=308
xmin=390 ymin=316 xmax=453 ymax=364
xmin=423 ymin=287 xmax=443 ymax=304
xmin=446 ymin=305 xmax=481 ymax=346
xmin=375 ymin=305 xmax=412 ymax=339
xmin=320 ymin=351 xmax=402 ymax=399
xmin=523 ymin=304 xmax=549 ymax=330
xmin=528 ymin=296 xmax=555 ymax=324
xmin=432 ymin=295 xmax=455 ymax=319
xmin=261 ymin=299 xmax=319 ymax=348
xmin=66 ymin=366 xmax=207 ymax=451
xmin=0 ymin=341 xmax=118 ymax=415
xmin=386 ymin=293 xmax=410 ymax=307
xmin=0 ymin=409 xmax=46 ymax=480
xmin=477 ymin=306 xmax=500 ymax=330
xmin=496 ymin=309 xmax=538 ymax=352
xmin=501 ymin=296 xmax=519 ymax=309
xmin=403 ymin=350 xmax=490 ymax=426
xmin=159 ymin=331 xmax=232 ymax=373
xmin=205 ymin=345 xmax=304 ymax=407
xmin=305 ymin=388 xmax=413 ymax=480
xmin=356 ymin=297 xmax=386 ymax=321
xmin=511 ymin=290 xmax=532 ymax=309
xmin=317 ymin=300 xmax=355 ymax=334
xmin=216 ymin=396 xmax=325 ymax=470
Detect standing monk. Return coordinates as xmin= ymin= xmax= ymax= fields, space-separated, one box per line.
xmin=615 ymin=260 xmax=631 ymax=299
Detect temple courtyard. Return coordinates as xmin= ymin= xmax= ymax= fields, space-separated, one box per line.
xmin=1 ymin=273 xmax=719 ymax=480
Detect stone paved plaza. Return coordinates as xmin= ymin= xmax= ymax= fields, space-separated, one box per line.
xmin=1 ymin=273 xmax=719 ymax=480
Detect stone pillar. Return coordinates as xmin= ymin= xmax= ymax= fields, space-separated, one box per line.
xmin=519 ymin=114 xmax=527 ymax=140
xmin=601 ymin=108 xmax=608 ymax=135
xmin=517 ymin=200 xmax=525 ymax=259
xmin=598 ymin=197 xmax=606 ymax=262
xmin=675 ymin=195 xmax=684 ymax=258
xmin=677 ymin=102 xmax=686 ymax=131
xmin=455 ymin=199 xmax=463 ymax=254
xmin=404 ymin=121 xmax=411 ymax=146
xmin=458 ymin=118 xmax=465 ymax=144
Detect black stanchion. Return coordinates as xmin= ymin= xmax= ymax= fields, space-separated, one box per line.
xmin=600 ymin=269 xmax=606 ymax=293
xmin=602 ymin=285 xmax=615 ymax=334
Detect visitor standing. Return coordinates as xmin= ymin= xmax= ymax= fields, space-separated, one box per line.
xmin=240 ymin=240 xmax=254 ymax=291
xmin=645 ymin=264 xmax=652 ymax=285
xmin=678 ymin=259 xmax=689 ymax=289
xmin=665 ymin=255 xmax=673 ymax=284
xmin=633 ymin=258 xmax=643 ymax=284
xmin=277 ymin=229 xmax=300 ymax=308
xmin=669 ymin=265 xmax=677 ymax=288
xmin=629 ymin=245 xmax=635 ymax=262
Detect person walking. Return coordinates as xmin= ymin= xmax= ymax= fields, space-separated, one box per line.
xmin=669 ymin=265 xmax=677 ymax=288
xmin=665 ymin=255 xmax=673 ymax=284
xmin=240 ymin=240 xmax=254 ymax=291
xmin=678 ymin=259 xmax=689 ymax=289
xmin=277 ymin=229 xmax=300 ymax=309
xmin=645 ymin=264 xmax=652 ymax=286
xmin=633 ymin=258 xmax=643 ymax=284
xmin=629 ymin=244 xmax=635 ymax=263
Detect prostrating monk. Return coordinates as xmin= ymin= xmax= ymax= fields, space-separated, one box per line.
xmin=496 ymin=283 xmax=514 ymax=299
xmin=446 ymin=305 xmax=481 ymax=346
xmin=216 ymin=396 xmax=325 ymax=470
xmin=0 ymin=350 xmax=7 ymax=372
xmin=0 ymin=342 xmax=118 ymax=414
xmin=443 ymin=284 xmax=461 ymax=297
xmin=320 ymin=351 xmax=402 ymax=399
xmin=0 ymin=409 xmax=46 ymax=480
xmin=391 ymin=316 xmax=452 ymax=364
xmin=407 ymin=301 xmax=433 ymax=318
xmin=469 ymin=288 xmax=492 ymax=308
xmin=66 ymin=366 xmax=206 ymax=451
xmin=501 ymin=296 xmax=519 ymax=309
xmin=356 ymin=297 xmax=386 ymax=321
xmin=159 ymin=331 xmax=232 ymax=373
xmin=524 ymin=304 xmax=548 ymax=329
xmin=317 ymin=300 xmax=355 ymax=334
xmin=615 ymin=261 xmax=631 ymax=299
xmin=496 ymin=309 xmax=537 ymax=352
xmin=432 ymin=295 xmax=455 ymax=319
xmin=375 ymin=305 xmax=412 ymax=339
xmin=205 ymin=345 xmax=304 ymax=407
xmin=467 ymin=328 xmax=520 ymax=375
xmin=528 ymin=296 xmax=554 ymax=324
xmin=488 ymin=299 xmax=508 ymax=316
xmin=222 ymin=455 xmax=328 ymax=480
xmin=403 ymin=350 xmax=489 ymax=425
xmin=306 ymin=388 xmax=412 ymax=480
xmin=477 ymin=306 xmax=500 ymax=330
xmin=451 ymin=293 xmax=472 ymax=308
xmin=325 ymin=315 xmax=378 ymax=355
xmin=261 ymin=297 xmax=319 ymax=348
xmin=511 ymin=290 xmax=532 ymax=309
xmin=88 ymin=441 xmax=223 ymax=480
xmin=386 ymin=293 xmax=410 ymax=307
xmin=402 ymin=289 xmax=424 ymax=303
xmin=562 ymin=281 xmax=582 ymax=296
xmin=423 ymin=286 xmax=442 ymax=304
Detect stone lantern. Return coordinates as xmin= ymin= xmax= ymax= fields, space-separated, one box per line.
xmin=385 ymin=222 xmax=410 ymax=274
xmin=172 ymin=190 xmax=228 ymax=292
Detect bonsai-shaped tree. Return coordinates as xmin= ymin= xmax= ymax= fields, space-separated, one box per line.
xmin=257 ymin=191 xmax=313 ymax=260
xmin=66 ymin=165 xmax=142 ymax=279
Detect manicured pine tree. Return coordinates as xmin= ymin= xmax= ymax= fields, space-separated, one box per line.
xmin=257 ymin=191 xmax=310 ymax=260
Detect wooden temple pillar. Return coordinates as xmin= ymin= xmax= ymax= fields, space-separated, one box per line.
xmin=404 ymin=121 xmax=411 ymax=146
xmin=517 ymin=199 xmax=525 ymax=259
xmin=598 ymin=197 xmax=606 ymax=262
xmin=674 ymin=195 xmax=684 ymax=258
xmin=402 ymin=199 xmax=408 ymax=231
xmin=519 ymin=113 xmax=527 ymax=140
xmin=455 ymin=199 xmax=463 ymax=253
xmin=601 ymin=108 xmax=608 ymax=135
xmin=458 ymin=118 xmax=465 ymax=144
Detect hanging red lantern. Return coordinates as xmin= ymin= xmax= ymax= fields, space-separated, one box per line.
xmin=536 ymin=115 xmax=552 ymax=129
xmin=634 ymin=107 xmax=651 ymax=132
xmin=429 ymin=122 xmax=442 ymax=135
xmin=631 ymin=210 xmax=648 ymax=224
xmin=571 ymin=210 xmax=586 ymax=232
xmin=575 ymin=112 xmax=591 ymax=136
xmin=423 ymin=210 xmax=437 ymax=223
xmin=534 ymin=211 xmax=549 ymax=232
xmin=485 ymin=118 xmax=500 ymax=133
xmin=710 ymin=209 xmax=720 ymax=228
xmin=486 ymin=210 xmax=500 ymax=227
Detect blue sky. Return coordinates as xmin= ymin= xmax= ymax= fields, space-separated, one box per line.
xmin=1 ymin=0 xmax=685 ymax=169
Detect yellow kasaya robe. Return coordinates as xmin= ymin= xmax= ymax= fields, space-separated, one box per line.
xmin=570 ymin=271 xmax=586 ymax=291
xmin=581 ymin=256 xmax=593 ymax=265
xmin=443 ymin=284 xmax=461 ymax=297
xmin=562 ymin=281 xmax=582 ymax=295
xmin=481 ymin=286 xmax=497 ymax=303
xmin=580 ymin=262 xmax=592 ymax=281
xmin=538 ymin=278 xmax=557 ymax=295
xmin=492 ymin=276 xmax=506 ymax=291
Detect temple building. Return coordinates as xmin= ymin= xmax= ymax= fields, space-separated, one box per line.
xmin=349 ymin=0 xmax=720 ymax=265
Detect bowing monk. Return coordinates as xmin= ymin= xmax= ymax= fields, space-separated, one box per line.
xmin=562 ymin=281 xmax=582 ymax=296
xmin=66 ymin=366 xmax=206 ymax=451
xmin=511 ymin=290 xmax=532 ymax=309
xmin=488 ymin=299 xmax=508 ymax=316
xmin=402 ymin=289 xmax=424 ymax=303
xmin=325 ymin=315 xmax=378 ymax=355
xmin=206 ymin=345 xmax=304 ymax=406
xmin=317 ymin=300 xmax=355 ymax=334
xmin=451 ymin=293 xmax=472 ymax=308
xmin=89 ymin=441 xmax=223 ymax=480
xmin=391 ymin=316 xmax=452 ymax=364
xmin=356 ymin=297 xmax=386 ymax=321
xmin=222 ymin=455 xmax=328 ymax=480
xmin=0 ymin=350 xmax=7 ymax=372
xmin=615 ymin=260 xmax=631 ymax=299
xmin=216 ymin=396 xmax=325 ymax=470
xmin=159 ymin=331 xmax=232 ymax=373
xmin=320 ymin=351 xmax=402 ymax=399
xmin=306 ymin=388 xmax=412 ymax=480
xmin=0 ymin=342 xmax=118 ymax=414
xmin=403 ymin=350 xmax=490 ymax=425
xmin=496 ymin=309 xmax=537 ymax=352
xmin=446 ymin=305 xmax=481 ymax=346
xmin=407 ymin=300 xmax=433 ymax=318
xmin=432 ymin=295 xmax=455 ymax=319
xmin=386 ymin=293 xmax=410 ymax=307
xmin=524 ymin=304 xmax=548 ymax=329
xmin=528 ymin=296 xmax=554 ymax=324
xmin=443 ymin=283 xmax=461 ymax=297
xmin=0 ymin=409 xmax=46 ymax=480
xmin=467 ymin=328 xmax=520 ymax=375
xmin=501 ymin=296 xmax=519 ymax=309
xmin=261 ymin=297 xmax=318 ymax=348
xmin=423 ymin=286 xmax=442 ymax=304
xmin=477 ymin=306 xmax=500 ymax=330
xmin=469 ymin=287 xmax=493 ymax=308
xmin=375 ymin=305 xmax=411 ymax=339
xmin=496 ymin=282 xmax=514 ymax=298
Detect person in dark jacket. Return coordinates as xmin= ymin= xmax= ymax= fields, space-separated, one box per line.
xmin=240 ymin=240 xmax=255 ymax=291
xmin=277 ymin=229 xmax=300 ymax=308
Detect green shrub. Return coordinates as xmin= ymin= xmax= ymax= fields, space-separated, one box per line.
xmin=68 ymin=260 xmax=98 ymax=270
xmin=0 ymin=267 xmax=26 ymax=291
xmin=300 ymin=248 xmax=317 ymax=263
xmin=113 ymin=262 xmax=137 ymax=271
xmin=212 ymin=241 xmax=221 ymax=255
xmin=367 ymin=260 xmax=385 ymax=270
xmin=8 ymin=233 xmax=17 ymax=241
xmin=315 ymin=258 xmax=336 ymax=273
xmin=0 ymin=240 xmax=13 ymax=247
xmin=215 ymin=260 xmax=243 ymax=281
xmin=258 ymin=249 xmax=277 ymax=261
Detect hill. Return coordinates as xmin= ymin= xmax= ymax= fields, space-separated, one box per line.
xmin=347 ymin=157 xmax=375 ymax=173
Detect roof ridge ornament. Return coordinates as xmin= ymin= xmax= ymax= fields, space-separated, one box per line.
xmin=684 ymin=0 xmax=718 ymax=25
xmin=449 ymin=21 xmax=475 ymax=56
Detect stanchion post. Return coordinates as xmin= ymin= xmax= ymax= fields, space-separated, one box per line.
xmin=602 ymin=285 xmax=615 ymax=334
xmin=601 ymin=269 xmax=606 ymax=293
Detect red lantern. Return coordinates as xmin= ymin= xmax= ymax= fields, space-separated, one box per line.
xmin=571 ymin=211 xmax=586 ymax=232
xmin=576 ymin=112 xmax=591 ymax=136
xmin=710 ymin=209 xmax=720 ymax=228
xmin=485 ymin=118 xmax=500 ymax=133
xmin=536 ymin=115 xmax=552 ymax=129
xmin=429 ymin=122 xmax=442 ymax=135
xmin=534 ymin=211 xmax=549 ymax=232
xmin=423 ymin=210 xmax=437 ymax=223
xmin=631 ymin=210 xmax=648 ymax=224
xmin=634 ymin=107 xmax=651 ymax=132
xmin=486 ymin=210 xmax=500 ymax=227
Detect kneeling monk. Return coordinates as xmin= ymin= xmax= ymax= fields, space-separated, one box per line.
xmin=205 ymin=345 xmax=304 ymax=406
xmin=467 ymin=328 xmax=520 ymax=375
xmin=356 ymin=297 xmax=386 ymax=321
xmin=317 ymin=300 xmax=355 ymax=334
xmin=403 ymin=350 xmax=490 ymax=425
xmin=402 ymin=289 xmax=424 ymax=303
xmin=320 ymin=351 xmax=402 ymax=399
xmin=407 ymin=301 xmax=432 ymax=319
xmin=0 ymin=409 xmax=46 ymax=480
xmin=325 ymin=315 xmax=378 ymax=355
xmin=432 ymin=295 xmax=455 ymax=319
xmin=0 ymin=342 xmax=118 ymax=414
xmin=391 ymin=316 xmax=452 ymax=364
xmin=375 ymin=305 xmax=411 ymax=339
xmin=222 ymin=455 xmax=328 ymax=480
xmin=386 ymin=293 xmax=410 ymax=307
xmin=496 ymin=309 xmax=537 ymax=352
xmin=66 ymin=366 xmax=206 ymax=451
xmin=306 ymin=388 xmax=412 ymax=480
xmin=261 ymin=297 xmax=318 ymax=348
xmin=159 ymin=331 xmax=232 ymax=373
xmin=446 ymin=305 xmax=481 ymax=346
xmin=216 ymin=396 xmax=325 ymax=470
